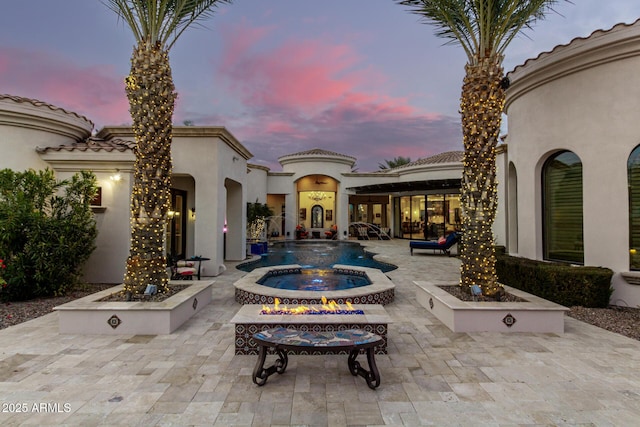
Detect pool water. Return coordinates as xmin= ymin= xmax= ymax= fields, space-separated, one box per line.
xmin=257 ymin=268 xmax=371 ymax=291
xmin=237 ymin=241 xmax=397 ymax=273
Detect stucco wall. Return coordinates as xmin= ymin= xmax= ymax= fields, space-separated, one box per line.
xmin=505 ymin=21 xmax=640 ymax=307
xmin=0 ymin=96 xmax=92 ymax=172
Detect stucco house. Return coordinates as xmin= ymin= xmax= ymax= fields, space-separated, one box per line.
xmin=0 ymin=95 xmax=251 ymax=284
xmin=1 ymin=18 xmax=640 ymax=308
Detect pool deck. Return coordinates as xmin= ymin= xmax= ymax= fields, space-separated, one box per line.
xmin=1 ymin=239 xmax=639 ymax=425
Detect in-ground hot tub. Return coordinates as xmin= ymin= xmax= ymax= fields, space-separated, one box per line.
xmin=234 ymin=264 xmax=395 ymax=306
xmin=256 ymin=267 xmax=372 ymax=291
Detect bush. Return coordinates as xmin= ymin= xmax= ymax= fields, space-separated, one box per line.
xmin=247 ymin=200 xmax=274 ymax=240
xmin=0 ymin=169 xmax=98 ymax=301
xmin=496 ymin=254 xmax=613 ymax=308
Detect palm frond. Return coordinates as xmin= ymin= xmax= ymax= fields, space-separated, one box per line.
xmin=101 ymin=0 xmax=233 ymax=49
xmin=396 ymin=0 xmax=566 ymax=64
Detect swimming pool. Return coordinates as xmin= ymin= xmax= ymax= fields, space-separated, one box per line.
xmin=237 ymin=241 xmax=397 ymax=272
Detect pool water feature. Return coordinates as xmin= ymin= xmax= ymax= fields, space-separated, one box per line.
xmin=257 ymin=268 xmax=371 ymax=291
xmin=237 ymin=241 xmax=396 ymax=273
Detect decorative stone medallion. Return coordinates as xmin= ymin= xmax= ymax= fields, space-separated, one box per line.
xmin=107 ymin=314 xmax=122 ymax=329
xmin=502 ymin=313 xmax=517 ymax=328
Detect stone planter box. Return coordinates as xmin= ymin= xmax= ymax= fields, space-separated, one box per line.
xmin=414 ymin=281 xmax=568 ymax=334
xmin=54 ymin=280 xmax=213 ymax=335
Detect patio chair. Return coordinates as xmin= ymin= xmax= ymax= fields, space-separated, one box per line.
xmin=409 ymin=232 xmax=459 ymax=256
xmin=170 ymin=258 xmax=197 ymax=280
xmin=325 ymin=225 xmax=338 ymax=240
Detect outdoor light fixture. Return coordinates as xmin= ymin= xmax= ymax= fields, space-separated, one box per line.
xmin=110 ymin=169 xmax=122 ymax=182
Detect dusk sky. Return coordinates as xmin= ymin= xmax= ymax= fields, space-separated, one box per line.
xmin=2 ymin=1 xmax=639 ymax=171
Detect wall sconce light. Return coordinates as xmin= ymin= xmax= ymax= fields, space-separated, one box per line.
xmin=232 ymin=156 xmax=239 ymax=162
xmin=110 ymin=169 xmax=122 ymax=182
xmin=190 ymin=207 xmax=196 ymax=220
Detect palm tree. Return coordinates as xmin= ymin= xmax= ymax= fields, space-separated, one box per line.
xmin=378 ymin=156 xmax=412 ymax=170
xmin=102 ymin=0 xmax=232 ymax=296
xmin=396 ymin=0 xmax=564 ymax=296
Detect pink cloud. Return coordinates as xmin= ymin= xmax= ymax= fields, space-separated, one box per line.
xmin=0 ymin=47 xmax=129 ymax=128
xmin=178 ymin=22 xmax=464 ymax=171
xmin=215 ymin=23 xmax=447 ymax=128
xmin=217 ymin=22 xmax=382 ymax=114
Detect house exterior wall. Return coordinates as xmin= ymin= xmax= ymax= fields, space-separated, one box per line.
xmin=247 ymin=165 xmax=269 ymax=204
xmin=0 ymin=96 xmax=93 ymax=172
xmin=275 ymin=153 xmax=357 ymax=240
xmin=505 ymin=20 xmax=640 ymax=307
xmin=99 ymin=126 xmax=252 ymax=277
xmin=39 ymin=154 xmax=135 ymax=284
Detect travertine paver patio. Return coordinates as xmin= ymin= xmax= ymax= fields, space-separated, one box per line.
xmin=0 ymin=239 xmax=639 ymax=426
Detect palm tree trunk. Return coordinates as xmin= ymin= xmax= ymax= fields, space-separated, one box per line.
xmin=458 ymin=57 xmax=505 ymax=297
xmin=123 ymin=40 xmax=176 ymax=295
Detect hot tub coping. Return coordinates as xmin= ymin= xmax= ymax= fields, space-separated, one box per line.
xmin=234 ymin=264 xmax=395 ymax=305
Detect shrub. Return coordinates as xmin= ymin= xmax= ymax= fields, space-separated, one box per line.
xmin=0 ymin=259 xmax=6 ymax=290
xmin=496 ymin=254 xmax=613 ymax=308
xmin=247 ymin=200 xmax=274 ymax=240
xmin=0 ymin=169 xmax=98 ymax=301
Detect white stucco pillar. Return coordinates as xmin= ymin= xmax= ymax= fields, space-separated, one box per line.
xmin=193 ymin=181 xmax=221 ymax=276
xmin=337 ymin=187 xmax=350 ymax=240
xmin=225 ymin=178 xmax=245 ymax=262
xmin=284 ymin=192 xmax=296 ymax=240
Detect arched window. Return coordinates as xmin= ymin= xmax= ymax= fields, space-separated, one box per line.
xmin=628 ymin=145 xmax=640 ymax=269
xmin=508 ymin=162 xmax=518 ymax=253
xmin=311 ymin=205 xmax=324 ymax=228
xmin=542 ymin=151 xmax=583 ymax=264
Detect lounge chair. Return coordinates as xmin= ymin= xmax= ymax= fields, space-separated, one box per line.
xmin=410 ymin=232 xmax=459 ymax=256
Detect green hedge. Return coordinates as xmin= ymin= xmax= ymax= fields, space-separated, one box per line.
xmin=496 ymin=255 xmax=613 ymax=308
xmin=0 ymin=169 xmax=98 ymax=302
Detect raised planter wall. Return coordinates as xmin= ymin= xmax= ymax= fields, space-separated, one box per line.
xmin=414 ymin=281 xmax=568 ymax=334
xmin=54 ymin=281 xmax=213 ymax=335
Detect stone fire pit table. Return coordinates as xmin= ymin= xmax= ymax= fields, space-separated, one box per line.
xmin=230 ymin=304 xmax=391 ymax=355
xmin=252 ymin=327 xmax=383 ymax=389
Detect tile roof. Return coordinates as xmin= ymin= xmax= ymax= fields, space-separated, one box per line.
xmin=510 ymin=18 xmax=640 ymax=74
xmin=36 ymin=137 xmax=135 ymax=153
xmin=279 ymin=148 xmax=356 ymax=161
xmin=392 ymin=151 xmax=464 ymax=170
xmin=0 ymin=94 xmax=94 ymax=127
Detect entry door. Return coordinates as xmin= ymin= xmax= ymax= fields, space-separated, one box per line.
xmin=167 ymin=189 xmax=187 ymax=259
xmin=311 ymin=205 xmax=324 ymax=228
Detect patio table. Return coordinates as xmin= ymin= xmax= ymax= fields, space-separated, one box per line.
xmin=251 ymin=327 xmax=383 ymax=389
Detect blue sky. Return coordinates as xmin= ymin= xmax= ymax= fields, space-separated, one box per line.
xmin=1 ymin=1 xmax=639 ymax=171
